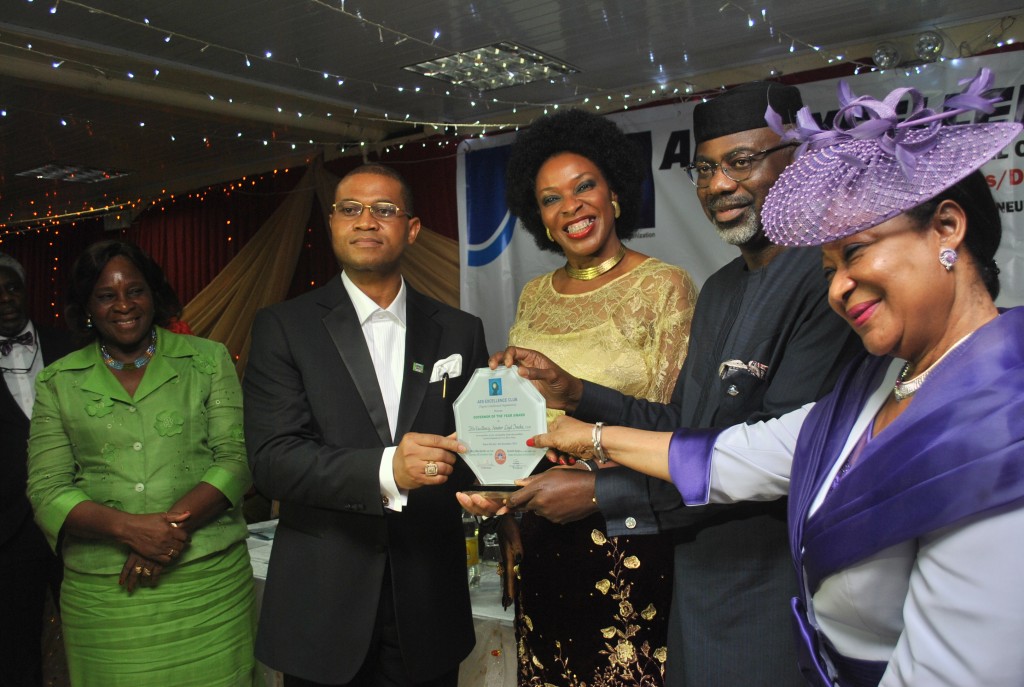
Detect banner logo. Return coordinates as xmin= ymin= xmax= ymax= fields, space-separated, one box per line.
xmin=465 ymin=144 xmax=516 ymax=267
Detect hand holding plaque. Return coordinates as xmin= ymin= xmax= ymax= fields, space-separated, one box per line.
xmin=453 ymin=366 xmax=547 ymax=495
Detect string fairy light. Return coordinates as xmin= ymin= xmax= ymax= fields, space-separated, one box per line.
xmin=1 ymin=168 xmax=308 ymax=236
xmin=5 ymin=0 xmax=1020 ymax=231
xmin=0 ymin=95 xmax=497 ymax=233
xmin=717 ymin=2 xmax=877 ymax=72
xmin=2 ymin=29 xmax=530 ymax=146
xmin=717 ymin=3 xmax=1018 ymax=76
xmin=30 ymin=0 xmax=573 ymax=122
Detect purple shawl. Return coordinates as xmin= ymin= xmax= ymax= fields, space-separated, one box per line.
xmin=789 ymin=307 xmax=1024 ymax=685
xmin=792 ymin=307 xmax=1024 ymax=592
xmin=669 ymin=307 xmax=1024 ymax=686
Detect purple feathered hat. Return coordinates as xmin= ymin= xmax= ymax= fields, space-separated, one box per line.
xmin=761 ymin=68 xmax=1022 ymax=246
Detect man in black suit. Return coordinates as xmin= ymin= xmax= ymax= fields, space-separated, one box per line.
xmin=0 ymin=253 xmax=75 ymax=687
xmin=244 ymin=165 xmax=488 ymax=687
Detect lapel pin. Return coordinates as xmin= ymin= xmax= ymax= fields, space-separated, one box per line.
xmin=412 ymin=362 xmax=424 ymax=373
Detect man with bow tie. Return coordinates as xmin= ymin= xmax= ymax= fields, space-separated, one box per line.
xmin=0 ymin=253 xmax=75 ymax=687
xmin=244 ymin=165 xmax=488 ymax=687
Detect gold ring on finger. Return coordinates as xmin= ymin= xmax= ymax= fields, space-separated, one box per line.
xmin=134 ymin=565 xmax=143 ymax=574
xmin=424 ymin=461 xmax=438 ymax=477
xmin=142 ymin=568 xmax=153 ymax=577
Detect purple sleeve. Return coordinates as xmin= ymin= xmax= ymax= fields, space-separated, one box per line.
xmin=668 ymin=428 xmax=726 ymax=505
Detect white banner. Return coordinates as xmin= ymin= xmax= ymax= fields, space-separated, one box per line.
xmin=458 ymin=53 xmax=1024 ymax=350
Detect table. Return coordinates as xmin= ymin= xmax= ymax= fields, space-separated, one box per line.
xmin=460 ymin=565 xmax=516 ymax=687
xmin=246 ymin=521 xmax=280 ymax=687
xmin=246 ymin=520 xmax=516 ymax=687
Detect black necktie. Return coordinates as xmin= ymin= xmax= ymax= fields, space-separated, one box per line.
xmin=0 ymin=331 xmax=34 ymax=356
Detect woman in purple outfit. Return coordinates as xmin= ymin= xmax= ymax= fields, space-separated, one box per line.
xmin=528 ymin=69 xmax=1024 ymax=687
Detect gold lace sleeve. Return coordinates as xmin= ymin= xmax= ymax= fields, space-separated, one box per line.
xmin=633 ymin=260 xmax=697 ymax=402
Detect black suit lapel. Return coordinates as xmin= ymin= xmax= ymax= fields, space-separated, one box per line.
xmin=0 ymin=375 xmax=27 ymax=426
xmin=396 ymin=288 xmax=440 ymax=439
xmin=321 ymin=285 xmax=393 ymax=446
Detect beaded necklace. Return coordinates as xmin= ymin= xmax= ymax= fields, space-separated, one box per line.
xmin=101 ymin=328 xmax=157 ymax=371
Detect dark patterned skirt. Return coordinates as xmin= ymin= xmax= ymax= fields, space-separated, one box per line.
xmin=515 ymin=511 xmax=674 ymax=686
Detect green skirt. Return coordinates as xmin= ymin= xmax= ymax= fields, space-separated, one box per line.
xmin=60 ymin=541 xmax=258 ymax=687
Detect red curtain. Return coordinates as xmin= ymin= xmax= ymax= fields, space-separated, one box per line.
xmin=2 ymin=168 xmax=308 ymax=328
xmin=1 ymin=221 xmax=105 ymax=329
xmin=123 ymin=169 xmax=307 ymax=305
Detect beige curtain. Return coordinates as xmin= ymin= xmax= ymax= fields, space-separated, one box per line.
xmin=181 ymin=154 xmax=459 ymax=372
xmin=400 ymin=226 xmax=460 ymax=307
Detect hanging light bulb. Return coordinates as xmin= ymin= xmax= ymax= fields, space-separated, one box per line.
xmin=914 ymin=31 xmax=944 ymax=62
xmin=872 ymin=42 xmax=901 ymax=69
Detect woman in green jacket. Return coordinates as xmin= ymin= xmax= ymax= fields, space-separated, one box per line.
xmin=27 ymin=240 xmax=257 ymax=686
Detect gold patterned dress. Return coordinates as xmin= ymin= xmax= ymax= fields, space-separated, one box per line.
xmin=507 ymin=257 xmax=696 ymax=686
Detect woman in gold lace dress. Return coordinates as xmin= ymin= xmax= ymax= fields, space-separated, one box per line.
xmin=501 ymin=109 xmax=696 ymax=686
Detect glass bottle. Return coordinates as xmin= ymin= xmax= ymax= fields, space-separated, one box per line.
xmin=463 ymin=510 xmax=481 ymax=587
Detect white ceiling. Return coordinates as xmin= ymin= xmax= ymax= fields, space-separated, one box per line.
xmin=1 ymin=0 xmax=1021 ymax=229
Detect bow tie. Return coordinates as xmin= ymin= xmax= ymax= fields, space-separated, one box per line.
xmin=0 ymin=331 xmax=34 ymax=356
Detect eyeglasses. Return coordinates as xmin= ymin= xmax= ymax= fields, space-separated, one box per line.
xmin=0 ymin=342 xmax=39 ymax=374
xmin=686 ymin=143 xmax=796 ymax=188
xmin=331 ymin=200 xmax=408 ymax=220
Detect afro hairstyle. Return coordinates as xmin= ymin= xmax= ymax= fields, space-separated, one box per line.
xmin=504 ymin=109 xmax=645 ymax=253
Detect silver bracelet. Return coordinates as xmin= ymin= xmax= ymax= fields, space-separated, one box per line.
xmin=591 ymin=422 xmax=609 ymax=464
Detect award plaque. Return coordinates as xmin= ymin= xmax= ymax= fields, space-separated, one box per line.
xmin=453 ymin=366 xmax=547 ymax=493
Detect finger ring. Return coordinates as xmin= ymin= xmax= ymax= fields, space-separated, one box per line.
xmin=142 ymin=568 xmax=152 ymax=576
xmin=134 ymin=565 xmax=143 ymax=574
xmin=424 ymin=461 xmax=438 ymax=477
xmin=168 ymin=548 xmax=176 ymax=558
xmin=169 ymin=522 xmax=180 ymax=528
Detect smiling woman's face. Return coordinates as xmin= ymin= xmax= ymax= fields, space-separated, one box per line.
xmin=534 ymin=152 xmax=620 ymax=263
xmin=87 ymin=255 xmax=156 ymax=358
xmin=821 ymin=210 xmax=953 ymax=361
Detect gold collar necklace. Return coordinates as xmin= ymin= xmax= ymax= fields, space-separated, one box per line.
xmin=564 ymin=246 xmax=627 ymax=281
